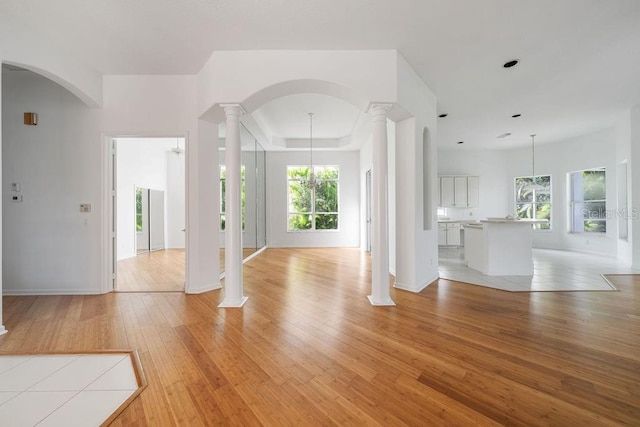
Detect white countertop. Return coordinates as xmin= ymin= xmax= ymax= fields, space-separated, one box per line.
xmin=480 ymin=219 xmax=547 ymax=224
xmin=437 ymin=220 xmax=481 ymax=224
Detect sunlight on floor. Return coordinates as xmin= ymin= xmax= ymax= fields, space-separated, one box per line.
xmin=0 ymin=352 xmax=143 ymax=426
xmin=439 ymin=247 xmax=640 ymax=292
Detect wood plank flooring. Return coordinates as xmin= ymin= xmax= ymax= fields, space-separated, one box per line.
xmin=117 ymin=249 xmax=185 ymax=292
xmin=2 ymin=248 xmax=640 ymax=425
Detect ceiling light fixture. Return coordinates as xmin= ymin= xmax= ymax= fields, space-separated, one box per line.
xmin=497 ymin=132 xmax=512 ymax=139
xmin=457 ymin=141 xmax=464 ymax=145
xmin=438 ymin=113 xmax=448 ymax=118
xmin=171 ymin=137 xmax=184 ymax=154
xmin=522 ymin=134 xmax=545 ymax=191
xmin=512 ymin=114 xmax=522 ymax=118
xmin=503 ymin=59 xmax=519 ymax=68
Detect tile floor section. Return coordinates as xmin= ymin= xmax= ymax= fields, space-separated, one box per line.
xmin=439 ymin=247 xmax=640 ymax=292
xmin=0 ymin=353 xmax=139 ymax=426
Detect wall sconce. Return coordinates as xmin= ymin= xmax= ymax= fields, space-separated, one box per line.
xmin=24 ymin=112 xmax=37 ymax=125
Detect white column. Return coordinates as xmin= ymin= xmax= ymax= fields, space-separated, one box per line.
xmin=368 ymin=104 xmax=395 ymax=306
xmin=0 ymin=69 xmax=5 ymax=334
xmin=218 ymin=104 xmax=248 ymax=307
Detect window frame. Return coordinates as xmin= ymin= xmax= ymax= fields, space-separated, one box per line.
xmin=287 ymin=165 xmax=340 ymax=232
xmin=569 ymin=167 xmax=606 ymax=234
xmin=514 ymin=175 xmax=552 ymax=231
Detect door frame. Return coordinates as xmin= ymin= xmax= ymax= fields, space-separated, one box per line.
xmin=102 ymin=133 xmax=189 ymax=293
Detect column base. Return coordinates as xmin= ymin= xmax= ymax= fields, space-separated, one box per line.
xmin=218 ymin=296 xmax=248 ymax=308
xmin=367 ymin=295 xmax=396 ymax=306
xmin=0 ymin=326 xmax=7 ymax=336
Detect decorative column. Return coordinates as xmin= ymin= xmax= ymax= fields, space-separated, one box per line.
xmin=0 ymin=70 xmax=5 ymax=334
xmin=218 ymin=104 xmax=248 ymax=307
xmin=368 ymin=104 xmax=395 ymax=306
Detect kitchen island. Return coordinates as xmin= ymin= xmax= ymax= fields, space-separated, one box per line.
xmin=464 ymin=219 xmax=546 ymax=276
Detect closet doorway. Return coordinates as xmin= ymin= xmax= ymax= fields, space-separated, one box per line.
xmin=114 ymin=137 xmax=186 ymax=292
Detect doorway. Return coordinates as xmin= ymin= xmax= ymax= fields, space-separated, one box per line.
xmin=113 ymin=137 xmax=186 ymax=292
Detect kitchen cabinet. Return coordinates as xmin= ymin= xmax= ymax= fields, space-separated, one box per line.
xmin=439 ymin=177 xmax=454 ymax=208
xmin=438 ymin=175 xmax=479 ymax=208
xmin=454 ymin=177 xmax=467 ymax=207
xmin=467 ymin=176 xmax=479 ymax=207
xmin=438 ymin=222 xmax=461 ymax=246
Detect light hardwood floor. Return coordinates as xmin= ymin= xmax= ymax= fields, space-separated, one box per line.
xmin=117 ymin=249 xmax=185 ymax=292
xmin=2 ymin=248 xmax=639 ymax=425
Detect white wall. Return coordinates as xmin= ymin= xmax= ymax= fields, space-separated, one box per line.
xmin=266 ymin=150 xmax=360 ymax=248
xmin=394 ymin=53 xmax=439 ymax=292
xmin=438 ymin=149 xmax=512 ymax=220
xmin=2 ymin=69 xmax=102 ymax=294
xmin=116 ymin=137 xmax=185 ymax=260
xmin=198 ymin=50 xmax=398 ymax=119
xmin=0 ymin=11 xmax=102 ymax=108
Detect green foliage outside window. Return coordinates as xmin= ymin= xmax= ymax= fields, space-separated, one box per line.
xmin=288 ymin=166 xmax=339 ymax=231
xmin=135 ymin=188 xmax=143 ymax=232
xmin=515 ymin=175 xmax=551 ymax=230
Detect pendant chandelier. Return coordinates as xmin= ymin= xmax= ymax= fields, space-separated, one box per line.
xmin=306 ymin=112 xmax=317 ymax=189
xmin=522 ymin=134 xmax=545 ymax=192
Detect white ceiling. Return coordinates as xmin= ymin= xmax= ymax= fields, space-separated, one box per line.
xmin=2 ymin=0 xmax=640 ymax=151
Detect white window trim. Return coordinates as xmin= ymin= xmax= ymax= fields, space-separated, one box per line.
xmin=568 ymin=167 xmax=607 ymax=234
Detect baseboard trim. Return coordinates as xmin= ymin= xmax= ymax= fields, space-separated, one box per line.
xmin=186 ymin=283 xmax=222 ymax=295
xmin=394 ymin=274 xmax=439 ymax=293
xmin=3 ymin=288 xmax=103 ymax=296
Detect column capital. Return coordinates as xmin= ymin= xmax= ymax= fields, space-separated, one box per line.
xmin=368 ymin=103 xmax=393 ymax=118
xmin=220 ymin=104 xmax=246 ymax=117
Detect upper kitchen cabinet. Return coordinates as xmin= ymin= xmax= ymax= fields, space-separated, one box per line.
xmin=440 ymin=176 xmax=455 ymax=207
xmin=467 ymin=176 xmax=479 ymax=207
xmin=438 ymin=175 xmax=479 ymax=208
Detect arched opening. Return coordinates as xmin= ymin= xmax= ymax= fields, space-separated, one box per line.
xmin=2 ymin=61 xmax=101 ymax=108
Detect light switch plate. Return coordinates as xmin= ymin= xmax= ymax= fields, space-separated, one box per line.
xmin=80 ymin=204 xmax=91 ymax=213
xmin=11 ymin=182 xmax=20 ymax=192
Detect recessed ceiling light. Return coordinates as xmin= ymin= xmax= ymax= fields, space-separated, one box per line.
xmin=503 ymin=59 xmax=519 ymax=68
xmin=457 ymin=141 xmax=464 ymax=144
xmin=497 ymin=132 xmax=512 ymax=139
xmin=438 ymin=113 xmax=448 ymax=118
xmin=512 ymin=114 xmax=522 ymax=118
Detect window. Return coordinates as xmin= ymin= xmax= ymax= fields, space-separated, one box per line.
xmin=220 ymin=165 xmax=245 ymax=231
xmin=515 ymin=175 xmax=551 ymax=230
xmin=135 ymin=188 xmax=143 ymax=232
xmin=570 ymin=168 xmax=606 ymax=233
xmin=288 ymin=166 xmax=339 ymax=231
